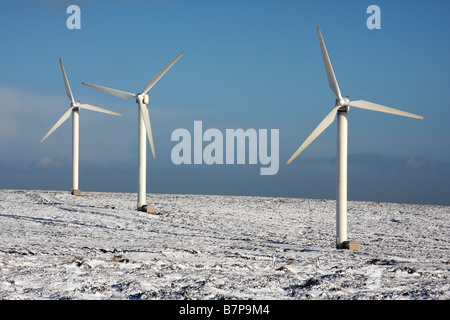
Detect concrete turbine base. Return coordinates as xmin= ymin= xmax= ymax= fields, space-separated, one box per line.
xmin=138 ymin=204 xmax=156 ymax=214
xmin=71 ymin=189 xmax=81 ymax=196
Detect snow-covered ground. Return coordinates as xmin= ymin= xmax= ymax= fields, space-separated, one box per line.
xmin=0 ymin=189 xmax=448 ymax=300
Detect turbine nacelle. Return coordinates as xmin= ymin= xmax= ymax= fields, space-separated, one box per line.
xmin=336 ymin=98 xmax=350 ymax=110
xmin=136 ymin=93 xmax=149 ymax=105
xmin=71 ymin=101 xmax=80 ymax=111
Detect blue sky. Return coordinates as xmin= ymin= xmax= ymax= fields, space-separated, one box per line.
xmin=0 ymin=0 xmax=449 ymax=205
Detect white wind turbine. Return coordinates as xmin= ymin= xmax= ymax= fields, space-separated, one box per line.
xmin=41 ymin=59 xmax=122 ymax=195
xmin=82 ymin=51 xmax=184 ymax=212
xmin=287 ymin=28 xmax=423 ymax=249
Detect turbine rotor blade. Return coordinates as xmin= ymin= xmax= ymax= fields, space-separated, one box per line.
xmin=82 ymin=82 xmax=136 ymax=99
xmin=40 ymin=107 xmax=73 ymax=143
xmin=139 ymin=104 xmax=156 ymax=158
xmin=317 ymin=27 xmax=342 ymax=99
xmin=79 ymin=104 xmax=122 ymax=116
xmin=286 ymin=106 xmax=339 ymax=164
xmin=349 ymin=100 xmax=424 ymax=120
xmin=142 ymin=51 xmax=184 ymax=94
xmin=59 ymin=59 xmax=75 ymax=104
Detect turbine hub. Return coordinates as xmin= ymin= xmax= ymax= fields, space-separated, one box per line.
xmin=336 ymin=98 xmax=350 ymax=110
xmin=136 ymin=94 xmax=149 ymax=105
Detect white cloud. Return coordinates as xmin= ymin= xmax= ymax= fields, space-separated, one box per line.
xmin=0 ymin=84 xmax=62 ymax=140
xmin=37 ymin=156 xmax=55 ymax=167
xmin=0 ymin=84 xmax=70 ymax=163
xmin=406 ymin=158 xmax=423 ymax=169
xmin=0 ymin=85 xmax=22 ymax=146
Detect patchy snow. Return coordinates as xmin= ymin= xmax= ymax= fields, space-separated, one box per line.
xmin=0 ymin=189 xmax=448 ymax=300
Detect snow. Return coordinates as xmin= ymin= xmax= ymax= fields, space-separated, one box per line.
xmin=0 ymin=189 xmax=448 ymax=300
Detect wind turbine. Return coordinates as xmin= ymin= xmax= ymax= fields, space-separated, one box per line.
xmin=287 ymin=28 xmax=423 ymax=249
xmin=82 ymin=51 xmax=184 ymax=212
xmin=41 ymin=59 xmax=122 ymax=195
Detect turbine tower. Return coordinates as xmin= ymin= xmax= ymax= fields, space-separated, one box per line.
xmin=41 ymin=59 xmax=122 ymax=195
xmin=287 ymin=28 xmax=423 ymax=249
xmin=82 ymin=51 xmax=184 ymax=212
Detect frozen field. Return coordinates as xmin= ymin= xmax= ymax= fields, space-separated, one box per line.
xmin=0 ymin=189 xmax=448 ymax=300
